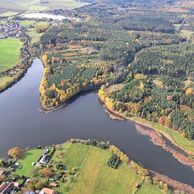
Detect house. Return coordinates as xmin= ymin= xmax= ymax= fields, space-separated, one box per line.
xmin=23 ymin=191 xmax=35 ymax=194
xmin=0 ymin=182 xmax=14 ymax=194
xmin=0 ymin=169 xmax=4 ymax=176
xmin=39 ymin=188 xmax=57 ymax=194
xmin=39 ymin=154 xmax=50 ymax=165
xmin=13 ymin=182 xmax=20 ymax=189
xmin=49 ymin=182 xmax=58 ymax=187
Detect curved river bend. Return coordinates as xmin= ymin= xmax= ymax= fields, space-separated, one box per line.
xmin=0 ymin=59 xmax=194 ymax=186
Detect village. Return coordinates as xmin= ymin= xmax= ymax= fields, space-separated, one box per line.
xmin=0 ymin=21 xmax=25 ymax=39
xmin=0 ymin=139 xmax=115 ymax=194
xmin=0 ymin=146 xmax=58 ymax=194
xmin=0 ymin=17 xmax=32 ymax=92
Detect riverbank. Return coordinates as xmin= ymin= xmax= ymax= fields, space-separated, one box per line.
xmin=3 ymin=139 xmax=190 ymax=194
xmin=40 ymin=86 xmax=101 ymax=113
xmin=0 ymin=32 xmax=32 ymax=93
xmin=39 ymin=55 xmax=102 ymax=112
xmin=0 ymin=62 xmax=32 ymax=93
xmin=98 ymin=88 xmax=194 ymax=163
xmin=39 ymin=72 xmax=194 ymax=159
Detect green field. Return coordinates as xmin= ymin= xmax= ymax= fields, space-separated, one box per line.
xmin=14 ymin=149 xmax=43 ymax=176
xmin=50 ymin=142 xmax=167 ymax=194
xmin=12 ymin=142 xmax=171 ymax=193
xmin=20 ymin=20 xmax=48 ymax=44
xmin=0 ymin=0 xmax=89 ymax=11
xmin=0 ymin=38 xmax=23 ymax=73
xmin=69 ymin=146 xmax=141 ymax=194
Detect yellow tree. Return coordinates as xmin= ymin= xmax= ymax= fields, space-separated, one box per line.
xmin=8 ymin=147 xmax=23 ymax=160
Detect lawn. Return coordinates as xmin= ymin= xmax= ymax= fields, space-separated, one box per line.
xmin=52 ymin=142 xmax=90 ymax=169
xmin=51 ymin=143 xmax=91 ymax=193
xmin=14 ymin=142 xmax=170 ymax=193
xmin=14 ymin=149 xmax=43 ymax=176
xmin=52 ymin=143 xmax=165 ymax=194
xmin=0 ymin=38 xmax=23 ymax=73
xmin=69 ymin=146 xmax=142 ymax=194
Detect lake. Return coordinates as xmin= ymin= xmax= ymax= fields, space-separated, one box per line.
xmin=22 ymin=12 xmax=80 ymax=21
xmin=0 ymin=59 xmax=194 ymax=186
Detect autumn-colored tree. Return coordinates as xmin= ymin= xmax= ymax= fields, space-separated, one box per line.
xmin=185 ymin=87 xmax=193 ymax=95
xmin=0 ymin=174 xmax=6 ymax=182
xmin=8 ymin=147 xmax=23 ymax=160
xmin=40 ymin=167 xmax=53 ymax=178
xmin=42 ymin=54 xmax=48 ymax=67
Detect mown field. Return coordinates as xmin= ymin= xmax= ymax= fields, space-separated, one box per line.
xmin=52 ymin=143 xmax=167 ymax=194
xmin=0 ymin=38 xmax=23 ymax=73
xmin=14 ymin=149 xmax=43 ymax=176
xmin=69 ymin=146 xmax=141 ymax=194
xmin=15 ymin=142 xmax=169 ymax=193
xmin=0 ymin=0 xmax=88 ymax=11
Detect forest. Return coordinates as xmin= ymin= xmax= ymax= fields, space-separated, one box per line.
xmin=38 ymin=0 xmax=194 ymax=139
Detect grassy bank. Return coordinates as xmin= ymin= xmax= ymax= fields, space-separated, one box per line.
xmin=98 ymin=89 xmax=194 ymax=156
xmin=0 ymin=38 xmax=26 ymax=92
xmin=14 ymin=149 xmax=43 ymax=176
xmin=129 ymin=116 xmax=194 ymax=154
xmin=53 ymin=142 xmax=168 ymax=194
xmin=69 ymin=146 xmax=141 ymax=194
xmin=0 ymin=38 xmax=23 ymax=73
xmin=12 ymin=141 xmax=170 ymax=193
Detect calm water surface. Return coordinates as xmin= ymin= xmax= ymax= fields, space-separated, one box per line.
xmin=0 ymin=59 xmax=194 ymax=186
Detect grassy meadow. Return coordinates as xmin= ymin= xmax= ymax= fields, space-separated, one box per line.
xmin=0 ymin=0 xmax=89 ymax=11
xmin=11 ymin=142 xmax=171 ymax=193
xmin=14 ymin=149 xmax=43 ymax=176
xmin=0 ymin=38 xmax=23 ymax=73
xmin=21 ymin=20 xmax=48 ymax=45
xmin=50 ymin=143 xmax=167 ymax=194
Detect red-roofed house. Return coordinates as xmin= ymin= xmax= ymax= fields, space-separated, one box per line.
xmin=39 ymin=188 xmax=57 ymax=194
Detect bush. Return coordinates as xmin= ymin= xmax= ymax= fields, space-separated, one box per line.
xmin=107 ymin=154 xmax=120 ymax=169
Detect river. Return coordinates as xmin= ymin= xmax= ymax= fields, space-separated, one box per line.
xmin=0 ymin=59 xmax=194 ymax=186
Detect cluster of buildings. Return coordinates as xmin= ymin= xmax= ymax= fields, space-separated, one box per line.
xmin=24 ymin=188 xmax=57 ymax=194
xmin=0 ymin=181 xmax=19 ymax=194
xmin=0 ymin=182 xmax=57 ymax=194
xmin=0 ymin=21 xmax=25 ymax=39
xmin=0 ymin=148 xmax=57 ymax=194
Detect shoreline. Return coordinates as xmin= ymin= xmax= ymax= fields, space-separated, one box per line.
xmin=39 ymin=78 xmax=194 ymax=163
xmin=99 ymin=96 xmax=194 ymax=167
xmin=6 ymin=138 xmax=194 ymax=193
xmin=0 ymin=60 xmax=32 ymax=93
xmin=40 ymin=87 xmax=100 ymax=113
xmin=0 ymin=29 xmax=32 ymax=93
xmin=39 ymin=83 xmax=194 ymax=171
xmin=150 ymin=170 xmax=194 ymax=194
